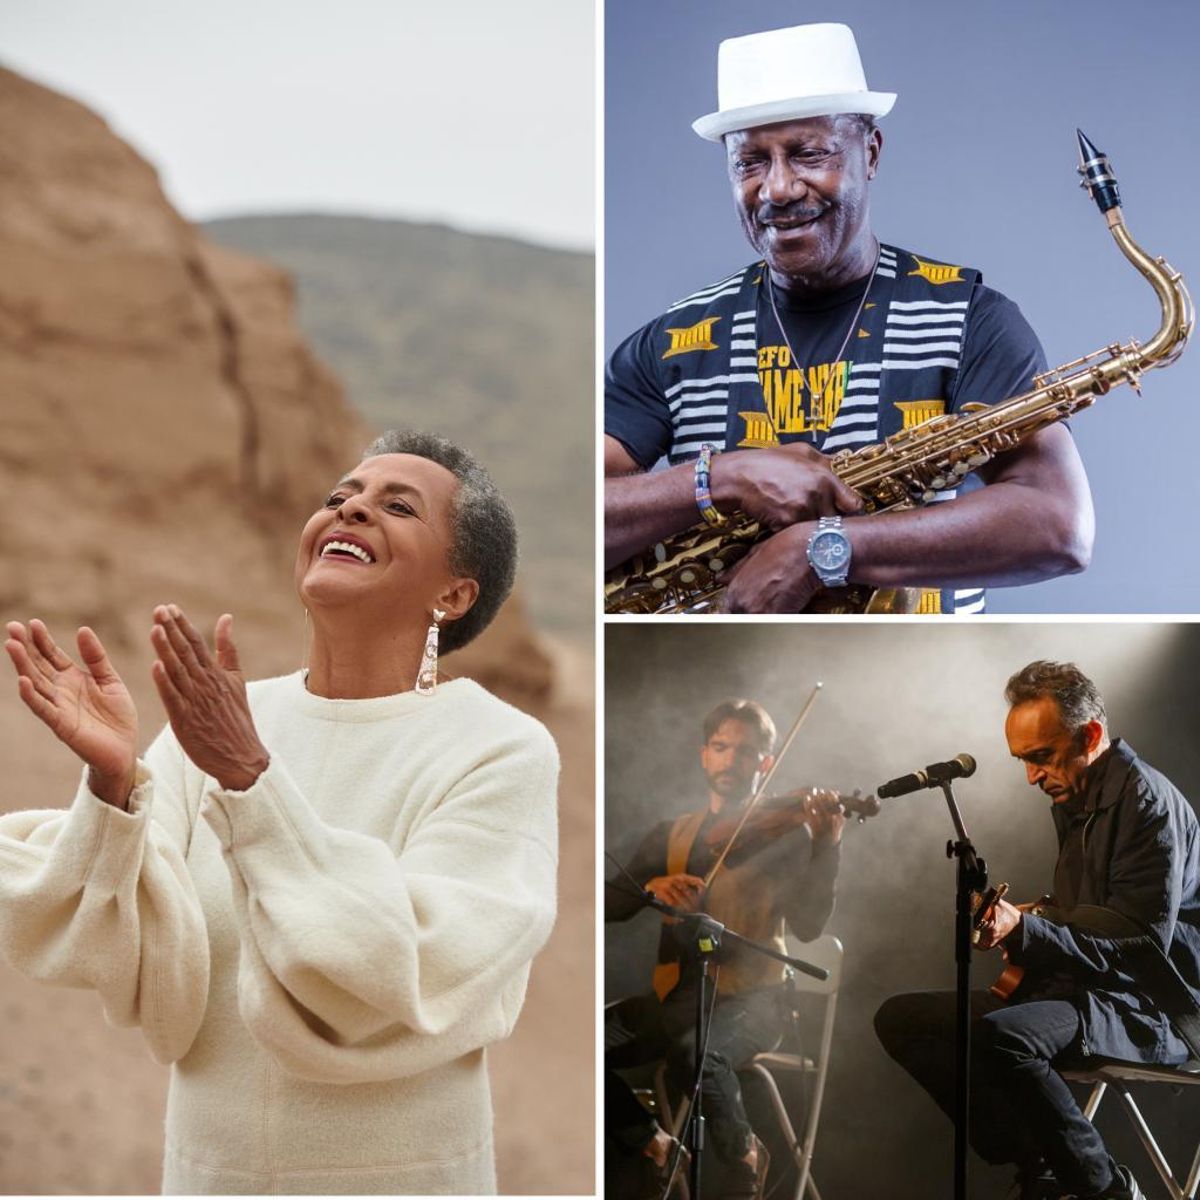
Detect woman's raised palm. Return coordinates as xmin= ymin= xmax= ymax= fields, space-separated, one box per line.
xmin=4 ymin=619 xmax=138 ymax=784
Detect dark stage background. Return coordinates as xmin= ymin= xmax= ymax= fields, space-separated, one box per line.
xmin=605 ymin=622 xmax=1200 ymax=1200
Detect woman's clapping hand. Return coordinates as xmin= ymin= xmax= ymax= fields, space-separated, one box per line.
xmin=5 ymin=606 xmax=270 ymax=803
xmin=149 ymin=606 xmax=270 ymax=792
xmin=4 ymin=620 xmax=138 ymax=808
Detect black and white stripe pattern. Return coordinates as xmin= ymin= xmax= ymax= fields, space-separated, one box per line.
xmin=882 ymin=298 xmax=969 ymax=371
xmin=952 ymin=588 xmax=987 ymax=615
xmin=665 ymin=374 xmax=730 ymax=459
xmin=821 ymin=362 xmax=881 ymax=453
xmin=666 ymin=269 xmax=748 ymax=314
xmin=729 ymin=308 xmax=757 ymax=372
xmin=666 ymin=308 xmax=759 ymax=460
xmin=876 ymin=245 xmax=898 ymax=279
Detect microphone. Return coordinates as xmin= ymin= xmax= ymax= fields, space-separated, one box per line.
xmin=877 ymin=754 xmax=977 ymax=799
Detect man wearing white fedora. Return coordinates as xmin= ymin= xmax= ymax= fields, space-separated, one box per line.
xmin=604 ymin=22 xmax=1093 ymax=615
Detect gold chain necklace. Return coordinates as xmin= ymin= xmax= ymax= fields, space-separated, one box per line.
xmin=764 ymin=238 xmax=881 ymax=442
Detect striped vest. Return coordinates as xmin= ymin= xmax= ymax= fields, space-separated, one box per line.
xmin=655 ymin=244 xmax=987 ymax=614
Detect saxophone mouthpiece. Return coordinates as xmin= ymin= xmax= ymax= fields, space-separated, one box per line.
xmin=1077 ymin=129 xmax=1122 ymax=214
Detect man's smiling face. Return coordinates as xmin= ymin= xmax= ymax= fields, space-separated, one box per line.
xmin=726 ymin=113 xmax=880 ymax=291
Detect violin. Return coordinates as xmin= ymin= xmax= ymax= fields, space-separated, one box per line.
xmin=698 ymin=683 xmax=879 ymax=887
xmin=702 ymin=788 xmax=880 ymax=875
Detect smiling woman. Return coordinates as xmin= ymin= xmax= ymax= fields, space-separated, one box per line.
xmin=0 ymin=430 xmax=557 ymax=1195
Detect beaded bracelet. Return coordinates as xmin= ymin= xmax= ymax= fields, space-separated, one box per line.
xmin=694 ymin=443 xmax=727 ymax=527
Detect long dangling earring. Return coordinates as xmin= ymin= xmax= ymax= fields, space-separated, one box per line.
xmin=302 ymin=609 xmax=311 ymax=679
xmin=415 ymin=609 xmax=446 ymax=696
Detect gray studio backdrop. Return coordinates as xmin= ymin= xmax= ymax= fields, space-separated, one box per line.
xmin=605 ymin=622 xmax=1200 ymax=1200
xmin=604 ymin=0 xmax=1200 ymax=614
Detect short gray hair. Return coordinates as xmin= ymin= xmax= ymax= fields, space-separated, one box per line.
xmin=362 ymin=430 xmax=517 ymax=654
xmin=842 ymin=113 xmax=876 ymax=137
xmin=1004 ymin=660 xmax=1107 ymax=737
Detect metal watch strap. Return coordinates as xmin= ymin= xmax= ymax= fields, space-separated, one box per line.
xmin=809 ymin=516 xmax=850 ymax=587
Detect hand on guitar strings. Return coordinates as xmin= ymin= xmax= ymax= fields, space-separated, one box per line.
xmin=974 ymin=896 xmax=1023 ymax=951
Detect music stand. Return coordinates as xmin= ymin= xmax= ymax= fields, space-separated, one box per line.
xmin=642 ymin=897 xmax=829 ymax=1200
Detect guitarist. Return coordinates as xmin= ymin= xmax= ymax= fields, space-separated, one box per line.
xmin=876 ymin=660 xmax=1200 ymax=1200
xmin=606 ymin=699 xmax=844 ymax=1198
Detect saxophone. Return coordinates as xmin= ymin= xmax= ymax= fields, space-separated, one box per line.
xmin=604 ymin=131 xmax=1193 ymax=615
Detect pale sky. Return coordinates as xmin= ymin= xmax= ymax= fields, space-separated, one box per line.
xmin=2 ymin=0 xmax=595 ymax=250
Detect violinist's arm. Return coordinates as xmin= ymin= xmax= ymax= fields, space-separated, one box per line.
xmin=781 ymin=826 xmax=842 ymax=943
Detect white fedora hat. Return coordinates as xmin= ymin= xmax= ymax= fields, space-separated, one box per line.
xmin=692 ymin=23 xmax=896 ymax=142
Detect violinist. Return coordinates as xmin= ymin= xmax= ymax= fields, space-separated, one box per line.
xmin=875 ymin=661 xmax=1200 ymax=1200
xmin=606 ymin=699 xmax=844 ymax=1200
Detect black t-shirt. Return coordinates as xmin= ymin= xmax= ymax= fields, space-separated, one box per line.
xmin=606 ymin=273 xmax=1047 ymax=470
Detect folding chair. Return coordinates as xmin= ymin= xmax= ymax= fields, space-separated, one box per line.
xmin=1060 ymin=1059 xmax=1200 ymax=1199
xmin=745 ymin=933 xmax=843 ymax=1200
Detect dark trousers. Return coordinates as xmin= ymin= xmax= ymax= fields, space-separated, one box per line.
xmin=875 ymin=990 xmax=1117 ymax=1195
xmin=607 ymin=987 xmax=783 ymax=1165
xmin=606 ymin=1066 xmax=658 ymax=1155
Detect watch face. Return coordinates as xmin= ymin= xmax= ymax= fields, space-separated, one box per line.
xmin=810 ymin=531 xmax=850 ymax=571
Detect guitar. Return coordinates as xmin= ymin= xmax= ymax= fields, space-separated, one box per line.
xmin=970 ymin=882 xmax=1010 ymax=944
xmin=973 ymin=885 xmax=1142 ymax=1000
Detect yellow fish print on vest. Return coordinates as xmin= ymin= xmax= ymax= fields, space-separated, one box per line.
xmin=738 ymin=412 xmax=782 ymax=449
xmin=894 ymin=399 xmax=948 ymax=429
xmin=662 ymin=316 xmax=721 ymax=358
xmin=907 ymin=256 xmax=965 ymax=286
xmin=916 ymin=589 xmax=943 ymax=614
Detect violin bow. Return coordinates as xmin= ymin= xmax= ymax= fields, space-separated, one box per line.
xmin=703 ymin=682 xmax=824 ymax=888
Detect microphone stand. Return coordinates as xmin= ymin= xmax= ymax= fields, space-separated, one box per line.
xmin=641 ymin=892 xmax=829 ymax=1200
xmin=938 ymin=778 xmax=988 ymax=1200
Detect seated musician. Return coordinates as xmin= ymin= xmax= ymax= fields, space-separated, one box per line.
xmin=606 ymin=699 xmax=844 ymax=1199
xmin=875 ymin=661 xmax=1200 ymax=1200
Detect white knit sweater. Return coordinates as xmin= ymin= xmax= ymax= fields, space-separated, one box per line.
xmin=0 ymin=672 xmax=559 ymax=1194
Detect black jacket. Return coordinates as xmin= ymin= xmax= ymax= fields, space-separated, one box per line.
xmin=1006 ymin=738 xmax=1200 ymax=1064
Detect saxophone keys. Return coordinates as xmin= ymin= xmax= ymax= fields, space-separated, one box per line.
xmin=967 ymin=452 xmax=990 ymax=468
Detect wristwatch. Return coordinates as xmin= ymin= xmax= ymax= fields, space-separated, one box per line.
xmin=806 ymin=516 xmax=853 ymax=588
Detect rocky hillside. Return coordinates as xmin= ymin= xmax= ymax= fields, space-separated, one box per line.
xmin=203 ymin=214 xmax=594 ymax=639
xmin=0 ymin=65 xmax=591 ymax=1194
xmin=0 ymin=67 xmax=360 ymax=673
